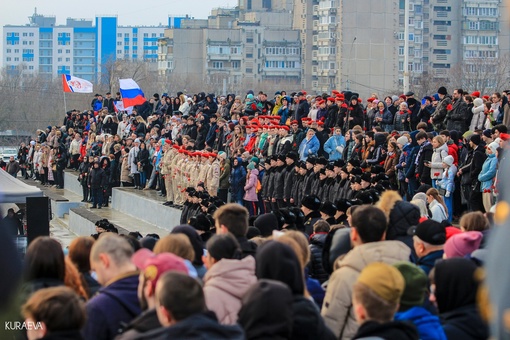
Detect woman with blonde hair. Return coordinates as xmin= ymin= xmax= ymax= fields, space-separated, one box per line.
xmin=426 ymin=188 xmax=448 ymax=222
xmin=154 ymin=233 xmax=197 ymax=277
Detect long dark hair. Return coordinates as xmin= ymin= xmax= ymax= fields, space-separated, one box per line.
xmin=24 ymin=237 xmax=65 ymax=282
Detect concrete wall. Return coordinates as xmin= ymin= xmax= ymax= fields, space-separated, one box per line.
xmin=111 ymin=188 xmax=181 ymax=232
xmin=64 ymin=171 xmax=82 ymax=196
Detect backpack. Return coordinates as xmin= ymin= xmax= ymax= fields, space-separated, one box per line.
xmin=256 ymin=179 xmax=262 ymax=193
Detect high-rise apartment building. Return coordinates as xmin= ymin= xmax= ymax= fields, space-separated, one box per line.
xmin=2 ymin=10 xmax=187 ymax=81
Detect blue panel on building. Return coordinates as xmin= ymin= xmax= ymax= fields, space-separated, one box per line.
xmin=143 ymin=46 xmax=158 ymax=50
xmin=174 ymin=18 xmax=183 ymax=28
xmin=143 ymin=37 xmax=159 ymax=42
xmin=39 ymin=27 xmax=53 ymax=33
xmin=99 ymin=17 xmax=117 ymax=80
xmin=74 ymin=27 xmax=96 ymax=33
xmin=132 ymin=27 xmax=138 ymax=33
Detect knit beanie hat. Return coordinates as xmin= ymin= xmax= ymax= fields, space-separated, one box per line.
xmin=470 ymin=134 xmax=481 ymax=145
xmin=356 ymin=263 xmax=405 ymax=304
xmin=397 ymin=136 xmax=408 ymax=146
xmin=393 ymin=262 xmax=428 ymax=308
xmin=444 ymin=231 xmax=484 ymax=258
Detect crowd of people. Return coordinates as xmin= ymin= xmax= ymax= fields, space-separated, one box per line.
xmin=1 ymin=86 xmax=509 ymax=339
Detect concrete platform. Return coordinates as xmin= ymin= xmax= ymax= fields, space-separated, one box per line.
xmin=68 ymin=206 xmax=169 ymax=237
xmin=111 ymin=187 xmax=181 ymax=232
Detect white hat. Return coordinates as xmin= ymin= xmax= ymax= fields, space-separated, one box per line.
xmin=134 ymin=138 xmax=141 ymax=144
xmin=443 ymin=155 xmax=454 ymax=167
xmin=397 ymin=136 xmax=408 ymax=146
xmin=488 ymin=141 xmax=499 ymax=154
xmin=30 ymin=141 xmax=36 ymax=146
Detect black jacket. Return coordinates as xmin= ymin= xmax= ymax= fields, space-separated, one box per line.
xmin=292 ymin=296 xmax=336 ymax=340
xmin=88 ymin=167 xmax=107 ymax=189
xmin=353 ymin=320 xmax=419 ymax=340
xmin=283 ymin=164 xmax=296 ymax=200
xmin=416 ymin=142 xmax=433 ymax=184
xmin=303 ymin=211 xmax=321 ymax=236
xmin=134 ymin=311 xmax=244 ymax=340
xmin=387 ymin=201 xmax=421 ymax=254
xmin=116 ymin=309 xmax=160 ymax=340
xmin=441 ymin=304 xmax=489 ymax=340
xmin=308 ymin=233 xmax=329 ymax=284
xmin=469 ymin=145 xmax=487 ymax=186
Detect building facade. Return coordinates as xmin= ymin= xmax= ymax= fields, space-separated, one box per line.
xmin=2 ymin=10 xmax=188 ymax=82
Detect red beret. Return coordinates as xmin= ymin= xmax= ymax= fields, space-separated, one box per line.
xmin=241 ymin=116 xmax=249 ymax=121
xmin=367 ymin=97 xmax=375 ymax=103
xmin=327 ymin=97 xmax=335 ymax=102
xmin=209 ymin=153 xmax=217 ymax=158
xmin=302 ymin=91 xmax=307 ymax=95
xmin=483 ymin=95 xmax=490 ymax=100
xmin=317 ymin=121 xmax=324 ymax=126
xmin=317 ymin=100 xmax=325 ymax=105
xmin=252 ymin=127 xmax=259 ymax=132
xmin=273 ymin=115 xmax=281 ymax=120
xmin=280 ymin=125 xmax=290 ymax=131
xmin=165 ymin=139 xmax=172 ymax=144
xmin=399 ymin=94 xmax=407 ymax=100
xmin=332 ymin=90 xmax=340 ymax=95
xmin=291 ymin=120 xmax=299 ymax=125
xmin=471 ymin=91 xmax=480 ymax=98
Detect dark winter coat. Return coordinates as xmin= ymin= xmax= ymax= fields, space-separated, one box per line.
xmin=134 ymin=311 xmax=244 ymax=340
xmin=82 ymin=273 xmax=141 ymax=340
xmin=387 ymin=200 xmax=421 ymax=252
xmin=353 ymin=320 xmax=419 ymax=340
xmin=308 ymin=233 xmax=329 ymax=284
xmin=303 ymin=211 xmax=322 ymax=236
xmin=446 ymin=97 xmax=468 ymax=133
xmin=115 ymin=309 xmax=160 ymax=340
xmin=88 ymin=166 xmax=107 ymax=189
xmin=230 ymin=158 xmax=247 ymax=202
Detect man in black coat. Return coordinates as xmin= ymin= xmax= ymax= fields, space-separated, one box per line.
xmin=468 ymin=134 xmax=487 ymax=212
xmin=296 ymin=92 xmax=310 ymax=125
xmin=283 ymin=152 xmax=298 ymax=207
xmin=136 ymin=272 xmax=244 ymax=340
xmin=415 ymin=131 xmax=433 ymax=186
xmin=88 ymin=161 xmax=107 ymax=209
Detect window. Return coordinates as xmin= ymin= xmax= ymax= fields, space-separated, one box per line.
xmin=212 ymin=61 xmax=223 ymax=69
xmin=58 ymin=57 xmax=62 ymax=62
xmin=409 ymin=33 xmax=414 ymax=41
xmin=398 ymin=46 xmax=404 ymax=56
xmin=415 ymin=35 xmax=422 ymax=43
xmin=29 ymin=32 xmax=34 ymax=37
xmin=6 ymin=57 xmax=11 ymax=61
xmin=232 ymin=61 xmax=240 ymax=69
xmin=29 ymin=41 xmax=34 ymax=45
xmin=398 ymin=32 xmax=405 ymax=40
xmin=117 ymin=42 xmax=122 ymax=46
xmin=58 ymin=49 xmax=62 ymax=53
xmin=399 ymin=61 xmax=404 ymax=71
xmin=66 ymin=58 xmax=70 ymax=62
xmin=23 ymin=32 xmax=27 ymax=37
xmin=6 ymin=49 xmax=11 ymax=53
xmin=66 ymin=49 xmax=70 ymax=53
xmin=117 ymin=33 xmax=122 ymax=37
xmin=144 ymin=33 xmax=148 ymax=37
xmin=246 ymin=68 xmax=252 ymax=73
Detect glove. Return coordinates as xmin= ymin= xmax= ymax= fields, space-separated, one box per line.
xmin=445 ymin=191 xmax=451 ymax=198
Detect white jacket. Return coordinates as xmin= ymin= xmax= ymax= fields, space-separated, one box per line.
xmin=430 ymin=143 xmax=449 ymax=179
xmin=470 ymin=98 xmax=485 ymax=131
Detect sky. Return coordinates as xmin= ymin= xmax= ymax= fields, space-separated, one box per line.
xmin=0 ymin=0 xmax=234 ymax=61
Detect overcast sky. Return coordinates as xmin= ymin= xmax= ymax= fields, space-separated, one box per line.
xmin=1 ymin=0 xmax=234 ymax=61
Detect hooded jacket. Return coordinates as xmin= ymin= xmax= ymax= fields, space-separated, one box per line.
xmin=321 ymin=240 xmax=411 ymax=339
xmin=435 ymin=258 xmax=489 ymax=340
xmin=244 ymin=169 xmax=259 ymax=202
xmin=203 ymin=256 xmax=257 ymax=325
xmin=256 ymin=241 xmax=336 ymax=340
xmin=83 ymin=273 xmax=141 ymax=340
xmin=230 ymin=157 xmax=247 ymax=201
xmin=238 ymin=279 xmax=293 ymax=340
xmin=478 ymin=153 xmax=497 ymax=191
xmin=308 ymin=233 xmax=329 ymax=284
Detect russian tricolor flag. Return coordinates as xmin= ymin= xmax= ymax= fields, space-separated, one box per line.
xmin=119 ymin=78 xmax=147 ymax=107
xmin=62 ymin=74 xmax=93 ymax=93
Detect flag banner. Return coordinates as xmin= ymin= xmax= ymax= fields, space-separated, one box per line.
xmin=119 ymin=78 xmax=147 ymax=107
xmin=61 ymin=74 xmax=93 ymax=93
xmin=114 ymin=101 xmax=133 ymax=114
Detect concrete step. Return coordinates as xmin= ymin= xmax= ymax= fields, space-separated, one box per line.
xmin=64 ymin=169 xmax=82 ymax=196
xmin=111 ymin=187 xmax=181 ymax=232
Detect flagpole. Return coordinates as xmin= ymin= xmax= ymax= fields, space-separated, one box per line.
xmin=63 ymin=91 xmax=68 ymax=115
